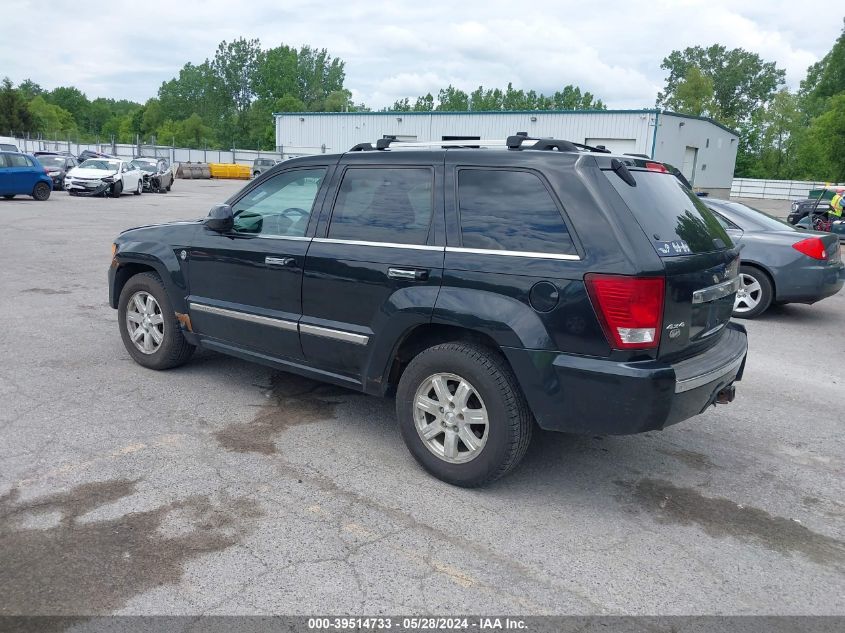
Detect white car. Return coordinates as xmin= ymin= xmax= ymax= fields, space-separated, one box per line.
xmin=65 ymin=158 xmax=143 ymax=197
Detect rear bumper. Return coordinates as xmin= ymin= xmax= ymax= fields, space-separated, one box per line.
xmin=503 ymin=323 xmax=748 ymax=435
xmin=776 ymin=261 xmax=845 ymax=304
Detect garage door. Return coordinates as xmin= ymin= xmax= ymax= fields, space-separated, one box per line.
xmin=585 ymin=138 xmax=638 ymax=155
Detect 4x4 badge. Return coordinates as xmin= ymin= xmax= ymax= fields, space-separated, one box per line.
xmin=666 ymin=322 xmax=685 ymax=339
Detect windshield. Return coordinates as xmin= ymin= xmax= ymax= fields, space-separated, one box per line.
xmin=131 ymin=160 xmax=157 ymax=173
xmin=80 ymin=159 xmax=120 ymax=171
xmin=709 ymin=200 xmax=795 ymax=232
xmin=605 ymin=169 xmax=732 ymax=256
xmin=38 ymin=156 xmax=65 ymax=168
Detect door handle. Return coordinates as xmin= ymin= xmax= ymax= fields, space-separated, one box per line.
xmin=388 ymin=267 xmax=429 ymax=281
xmin=265 ymin=256 xmax=296 ymax=267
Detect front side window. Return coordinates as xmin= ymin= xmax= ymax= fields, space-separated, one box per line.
xmin=457 ymin=169 xmax=576 ymax=255
xmin=328 ymin=167 xmax=434 ymax=245
xmin=233 ymin=168 xmax=326 ymax=237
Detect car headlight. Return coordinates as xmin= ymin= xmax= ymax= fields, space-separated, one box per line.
xmin=791 ymin=202 xmax=799 ymax=211
xmin=102 ymin=176 xmax=114 ymax=183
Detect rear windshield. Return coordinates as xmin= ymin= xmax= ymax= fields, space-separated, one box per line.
xmin=605 ymin=169 xmax=732 ymax=256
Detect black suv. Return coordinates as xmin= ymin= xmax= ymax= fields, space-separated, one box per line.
xmin=108 ymin=136 xmax=748 ymax=487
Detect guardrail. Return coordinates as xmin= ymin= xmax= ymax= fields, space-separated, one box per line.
xmin=731 ymin=178 xmax=845 ymax=200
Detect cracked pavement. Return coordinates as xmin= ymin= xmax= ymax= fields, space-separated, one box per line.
xmin=0 ymin=182 xmax=843 ymax=616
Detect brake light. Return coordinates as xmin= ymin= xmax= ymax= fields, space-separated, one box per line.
xmin=792 ymin=237 xmax=827 ymax=260
xmin=585 ymin=274 xmax=665 ymax=349
xmin=645 ymin=161 xmax=668 ymax=173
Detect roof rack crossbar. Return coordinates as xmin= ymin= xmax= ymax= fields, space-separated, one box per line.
xmin=349 ymin=142 xmax=374 ymax=152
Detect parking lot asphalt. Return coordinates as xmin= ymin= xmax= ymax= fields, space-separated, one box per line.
xmin=0 ymin=181 xmax=842 ymax=616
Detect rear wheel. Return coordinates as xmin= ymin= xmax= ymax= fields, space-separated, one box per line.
xmin=134 ymin=179 xmax=142 ymax=195
xmin=733 ymin=265 xmax=773 ymax=319
xmin=32 ymin=182 xmax=51 ymax=201
xmin=396 ymin=342 xmax=533 ymax=487
xmin=117 ymin=272 xmax=195 ymax=370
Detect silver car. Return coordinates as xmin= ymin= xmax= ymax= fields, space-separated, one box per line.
xmin=705 ymin=199 xmax=844 ymax=318
xmin=252 ymin=157 xmax=280 ymax=178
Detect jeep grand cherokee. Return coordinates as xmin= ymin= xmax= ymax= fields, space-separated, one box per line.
xmin=108 ymin=135 xmax=748 ymax=487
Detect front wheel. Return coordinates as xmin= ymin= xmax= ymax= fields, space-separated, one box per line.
xmin=733 ymin=265 xmax=773 ymax=319
xmin=32 ymin=182 xmax=51 ymax=201
xmin=111 ymin=180 xmax=123 ymax=197
xmin=117 ymin=272 xmax=195 ymax=370
xmin=396 ymin=342 xmax=533 ymax=487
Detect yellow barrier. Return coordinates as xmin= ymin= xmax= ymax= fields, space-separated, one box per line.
xmin=208 ymin=163 xmax=252 ymax=179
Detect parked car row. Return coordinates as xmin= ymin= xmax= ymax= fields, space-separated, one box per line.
xmin=0 ymin=148 xmax=177 ymax=200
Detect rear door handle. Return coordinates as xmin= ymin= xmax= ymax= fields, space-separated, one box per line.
xmin=265 ymin=256 xmax=296 ymax=267
xmin=388 ymin=267 xmax=429 ymax=281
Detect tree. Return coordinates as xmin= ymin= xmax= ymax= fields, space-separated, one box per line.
xmin=800 ymin=93 xmax=845 ymax=181
xmin=0 ymin=78 xmax=33 ymax=134
xmin=141 ymin=98 xmax=164 ymax=136
xmin=17 ymin=79 xmax=43 ymax=101
xmin=45 ymin=86 xmax=91 ymax=130
xmin=800 ymin=18 xmax=845 ymax=119
xmin=657 ymin=45 xmax=785 ymax=127
xmin=27 ymin=96 xmax=77 ymax=137
xmin=436 ymin=85 xmax=469 ymax=111
xmin=660 ymin=67 xmax=718 ymax=117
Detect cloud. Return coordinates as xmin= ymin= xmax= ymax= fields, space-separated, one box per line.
xmin=0 ymin=0 xmax=840 ymax=109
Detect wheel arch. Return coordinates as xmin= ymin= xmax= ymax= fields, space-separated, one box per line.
xmin=374 ymin=323 xmax=511 ymax=397
xmin=110 ymin=250 xmax=186 ymax=312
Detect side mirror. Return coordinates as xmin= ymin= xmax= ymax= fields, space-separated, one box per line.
xmin=205 ymin=204 xmax=234 ymax=232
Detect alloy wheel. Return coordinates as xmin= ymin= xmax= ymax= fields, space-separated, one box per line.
xmin=734 ymin=273 xmax=762 ymax=314
xmin=125 ymin=291 xmax=164 ymax=354
xmin=413 ymin=372 xmax=489 ymax=464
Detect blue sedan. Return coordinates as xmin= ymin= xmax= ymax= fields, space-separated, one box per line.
xmin=705 ymin=199 xmax=844 ymax=318
xmin=0 ymin=152 xmax=53 ymax=201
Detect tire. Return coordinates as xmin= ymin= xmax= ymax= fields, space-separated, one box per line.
xmin=32 ymin=182 xmax=51 ymax=201
xmin=733 ymin=265 xmax=773 ymax=319
xmin=396 ymin=342 xmax=533 ymax=487
xmin=117 ymin=272 xmax=195 ymax=370
xmin=253 ymin=171 xmax=260 ymax=179
xmin=165 ymin=179 xmax=172 ymax=191
xmin=111 ymin=180 xmax=123 ymax=198
xmin=3 ymin=194 xmax=14 ymax=200
xmin=134 ymin=179 xmax=142 ymax=195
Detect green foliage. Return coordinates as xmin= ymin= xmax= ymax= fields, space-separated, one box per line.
xmin=800 ymin=19 xmax=845 ymax=119
xmin=27 ymin=96 xmax=77 ymax=136
xmin=391 ymin=82 xmax=605 ymax=112
xmin=657 ymin=44 xmax=785 ymax=128
xmin=0 ymin=77 xmax=33 ymax=134
xmin=661 ymin=67 xmax=719 ymax=117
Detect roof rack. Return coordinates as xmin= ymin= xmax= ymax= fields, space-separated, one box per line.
xmin=348 ymin=133 xmax=613 ymax=154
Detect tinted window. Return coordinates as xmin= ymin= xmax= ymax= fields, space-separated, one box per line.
xmin=233 ymin=168 xmax=326 ymax=237
xmin=328 ymin=167 xmax=433 ymax=245
xmin=605 ymin=170 xmax=732 ymax=256
xmin=457 ymin=169 xmax=575 ymax=255
xmin=7 ymin=154 xmax=31 ymax=167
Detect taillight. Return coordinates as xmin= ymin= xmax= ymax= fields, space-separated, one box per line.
xmin=585 ymin=274 xmax=665 ymax=350
xmin=792 ymin=237 xmax=827 ymax=260
xmin=645 ymin=161 xmax=668 ymax=173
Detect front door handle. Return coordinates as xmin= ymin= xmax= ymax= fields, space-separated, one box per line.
xmin=388 ymin=267 xmax=429 ymax=281
xmin=265 ymin=256 xmax=296 ymax=267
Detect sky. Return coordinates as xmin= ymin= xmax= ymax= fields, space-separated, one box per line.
xmin=1 ymin=0 xmax=842 ymax=109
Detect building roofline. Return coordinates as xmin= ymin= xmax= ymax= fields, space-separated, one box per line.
xmin=659 ymin=111 xmax=739 ymax=136
xmin=273 ymin=108 xmax=660 ymax=117
xmin=274 ymin=108 xmax=738 ymax=135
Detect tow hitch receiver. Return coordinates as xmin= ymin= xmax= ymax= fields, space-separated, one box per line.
xmin=716 ymin=385 xmax=736 ymax=404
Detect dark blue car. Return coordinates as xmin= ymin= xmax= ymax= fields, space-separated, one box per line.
xmin=0 ymin=152 xmax=53 ymax=200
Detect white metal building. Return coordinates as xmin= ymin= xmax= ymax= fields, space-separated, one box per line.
xmin=274 ymin=109 xmax=739 ymax=195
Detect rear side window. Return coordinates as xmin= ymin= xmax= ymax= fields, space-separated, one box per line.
xmin=457 ymin=169 xmax=576 ymax=255
xmin=605 ymin=170 xmax=732 ymax=256
xmin=328 ymin=167 xmax=433 ymax=245
xmin=7 ymin=154 xmax=31 ymax=167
